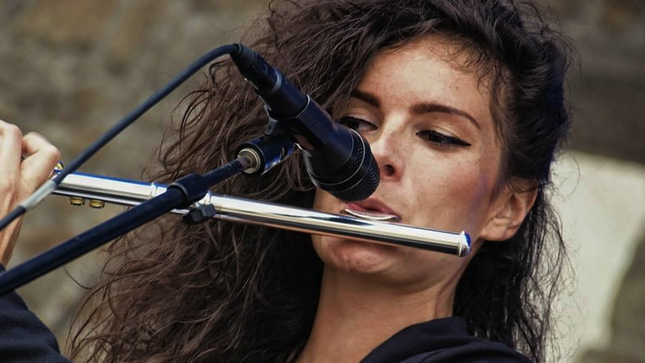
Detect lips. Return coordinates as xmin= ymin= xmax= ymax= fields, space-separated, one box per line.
xmin=342 ymin=198 xmax=401 ymax=222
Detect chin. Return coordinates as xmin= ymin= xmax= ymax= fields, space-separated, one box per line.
xmin=312 ymin=235 xmax=400 ymax=274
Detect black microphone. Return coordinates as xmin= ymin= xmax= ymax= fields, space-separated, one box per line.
xmin=230 ymin=44 xmax=379 ymax=202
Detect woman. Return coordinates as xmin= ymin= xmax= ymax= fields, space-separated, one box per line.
xmin=0 ymin=0 xmax=572 ymax=362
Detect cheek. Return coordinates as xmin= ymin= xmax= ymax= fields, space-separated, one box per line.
xmin=407 ymin=154 xmax=497 ymax=234
xmin=313 ymin=189 xmax=338 ymax=214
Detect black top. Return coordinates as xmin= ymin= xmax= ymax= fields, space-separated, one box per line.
xmin=0 ymin=265 xmax=71 ymax=363
xmin=0 ymin=265 xmax=531 ymax=363
xmin=361 ymin=317 xmax=532 ymax=363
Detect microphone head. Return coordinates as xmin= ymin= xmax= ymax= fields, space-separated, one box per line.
xmin=304 ymin=129 xmax=380 ymax=202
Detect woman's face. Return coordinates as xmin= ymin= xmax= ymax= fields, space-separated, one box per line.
xmin=312 ymin=36 xmax=510 ymax=289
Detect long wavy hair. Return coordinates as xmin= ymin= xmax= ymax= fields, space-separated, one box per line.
xmin=70 ymin=1 xmax=573 ymax=362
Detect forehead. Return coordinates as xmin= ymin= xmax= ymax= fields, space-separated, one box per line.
xmin=378 ymin=34 xmax=493 ymax=84
xmin=369 ymin=36 xmax=490 ymax=91
xmin=355 ymin=35 xmax=494 ymax=123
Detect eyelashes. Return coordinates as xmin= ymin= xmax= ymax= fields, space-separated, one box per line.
xmin=338 ymin=116 xmax=471 ymax=147
xmin=338 ymin=116 xmax=377 ymax=133
xmin=415 ymin=130 xmax=471 ymax=147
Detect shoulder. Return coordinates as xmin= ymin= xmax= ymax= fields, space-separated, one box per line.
xmin=402 ymin=339 xmax=533 ymax=363
xmin=0 ymin=264 xmax=71 ymax=363
xmin=361 ymin=317 xmax=532 ymax=363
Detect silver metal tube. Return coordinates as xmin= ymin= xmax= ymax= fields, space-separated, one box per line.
xmin=53 ymin=171 xmax=471 ymax=256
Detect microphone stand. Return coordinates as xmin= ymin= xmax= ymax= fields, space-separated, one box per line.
xmin=0 ymin=135 xmax=295 ymax=298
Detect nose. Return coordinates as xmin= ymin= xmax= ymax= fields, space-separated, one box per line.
xmin=367 ymin=131 xmax=403 ymax=181
xmin=380 ymin=163 xmax=396 ymax=178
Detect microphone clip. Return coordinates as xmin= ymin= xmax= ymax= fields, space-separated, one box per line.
xmin=235 ymin=118 xmax=295 ymax=176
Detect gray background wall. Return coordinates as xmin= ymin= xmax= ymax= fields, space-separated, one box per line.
xmin=0 ymin=0 xmax=643 ymax=361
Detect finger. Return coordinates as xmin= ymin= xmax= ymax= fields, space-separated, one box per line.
xmin=0 ymin=120 xmax=24 ymax=194
xmin=0 ymin=121 xmax=28 ymax=267
xmin=0 ymin=216 xmax=23 ymax=266
xmin=20 ymin=132 xmax=61 ymax=191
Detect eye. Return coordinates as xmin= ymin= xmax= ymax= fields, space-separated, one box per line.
xmin=416 ymin=130 xmax=471 ymax=147
xmin=338 ymin=116 xmax=377 ymax=133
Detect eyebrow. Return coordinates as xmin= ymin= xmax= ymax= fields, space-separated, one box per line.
xmin=350 ymin=89 xmax=481 ymax=130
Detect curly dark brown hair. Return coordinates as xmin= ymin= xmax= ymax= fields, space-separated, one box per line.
xmin=69 ymin=0 xmax=573 ymax=362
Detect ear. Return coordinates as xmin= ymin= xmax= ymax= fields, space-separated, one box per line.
xmin=480 ymin=181 xmax=538 ymax=242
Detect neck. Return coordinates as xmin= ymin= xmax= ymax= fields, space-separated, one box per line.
xmin=295 ymin=268 xmax=457 ymax=363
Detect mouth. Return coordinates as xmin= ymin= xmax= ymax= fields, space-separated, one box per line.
xmin=341 ymin=208 xmax=401 ymax=222
xmin=341 ymin=198 xmax=401 ymax=223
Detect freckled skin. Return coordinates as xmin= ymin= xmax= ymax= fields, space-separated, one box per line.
xmin=298 ymin=36 xmax=538 ymax=363
xmin=312 ymin=36 xmax=505 ymax=289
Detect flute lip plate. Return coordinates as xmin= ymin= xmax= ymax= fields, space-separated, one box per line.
xmin=341 ymin=208 xmax=401 ymax=222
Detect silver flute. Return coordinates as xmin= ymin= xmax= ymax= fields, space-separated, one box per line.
xmin=52 ymin=170 xmax=471 ymax=256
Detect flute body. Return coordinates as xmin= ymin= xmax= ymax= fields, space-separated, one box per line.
xmin=52 ymin=171 xmax=471 ymax=256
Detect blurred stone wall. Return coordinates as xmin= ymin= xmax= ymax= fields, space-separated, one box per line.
xmin=548 ymin=0 xmax=645 ymax=165
xmin=539 ymin=1 xmax=645 ymax=362
xmin=0 ymin=0 xmax=643 ymax=361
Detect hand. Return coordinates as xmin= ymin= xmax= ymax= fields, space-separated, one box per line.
xmin=0 ymin=120 xmax=60 ymax=266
